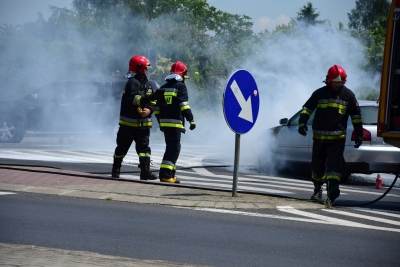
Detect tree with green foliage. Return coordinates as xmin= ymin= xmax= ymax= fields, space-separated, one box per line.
xmin=296 ymin=2 xmax=324 ymax=25
xmin=348 ymin=0 xmax=390 ymax=71
xmin=69 ymin=0 xmax=254 ymax=90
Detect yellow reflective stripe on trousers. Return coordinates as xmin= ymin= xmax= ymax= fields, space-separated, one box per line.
xmin=314 ymin=134 xmax=346 ymax=140
xmin=119 ymin=120 xmax=153 ymax=127
xmin=160 ymin=164 xmax=175 ymax=170
xmin=313 ymin=130 xmax=346 ymax=140
xmin=160 ymin=122 xmax=184 ymax=129
xmin=180 ymin=105 xmax=191 ymax=111
xmin=138 ymin=152 xmax=151 ymax=157
xmin=300 ymin=107 xmax=311 ymax=116
xmin=323 ymin=173 xmax=341 ymax=181
xmin=312 ymin=172 xmax=324 ymax=182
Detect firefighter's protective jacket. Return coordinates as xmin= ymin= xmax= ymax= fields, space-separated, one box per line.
xmin=119 ymin=74 xmax=158 ymax=128
xmin=153 ymin=74 xmax=194 ymax=132
xmin=299 ymin=85 xmax=363 ymax=141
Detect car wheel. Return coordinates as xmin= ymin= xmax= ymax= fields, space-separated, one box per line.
xmin=0 ymin=116 xmax=26 ymax=143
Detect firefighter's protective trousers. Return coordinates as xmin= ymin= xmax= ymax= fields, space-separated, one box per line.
xmin=153 ymin=76 xmax=194 ymax=179
xmin=311 ymin=140 xmax=344 ymax=200
xmin=159 ymin=128 xmax=181 ymax=179
xmin=112 ymin=73 xmax=158 ymax=178
xmin=299 ymin=85 xmax=363 ymax=201
xmin=113 ymin=126 xmax=151 ymax=165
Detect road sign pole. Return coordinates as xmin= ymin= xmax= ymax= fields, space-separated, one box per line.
xmin=232 ymin=133 xmax=240 ymax=197
xmin=223 ymin=70 xmax=259 ymax=197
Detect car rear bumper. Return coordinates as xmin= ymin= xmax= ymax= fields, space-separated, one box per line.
xmin=344 ymin=145 xmax=400 ymax=173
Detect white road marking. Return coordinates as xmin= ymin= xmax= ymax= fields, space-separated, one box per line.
xmin=179 ymin=175 xmax=311 ymax=193
xmin=57 ymin=150 xmax=113 ymax=162
xmin=277 ymin=206 xmax=367 ymax=226
xmin=192 ymin=207 xmax=400 ymax=233
xmin=353 ymin=208 xmax=400 ymax=219
xmin=277 ymin=206 xmax=400 ymax=233
xmin=177 ymin=170 xmax=350 ymax=195
xmin=194 ymin=167 xmax=216 ymax=177
xmin=322 ymin=209 xmax=400 ymax=226
xmin=249 ymin=174 xmax=400 ymax=198
xmin=0 ymin=150 xmax=64 ymax=162
xmin=120 ymin=174 xmax=293 ymax=195
xmin=247 ymin=174 xmax=313 ymax=185
xmin=0 ymin=191 xmax=16 ymax=196
xmin=180 ymin=170 xmax=313 ymax=186
xmin=0 ymin=149 xmax=203 ymax=167
xmin=193 ymin=207 xmax=330 ymax=224
xmin=182 ymin=181 xmax=293 ymax=195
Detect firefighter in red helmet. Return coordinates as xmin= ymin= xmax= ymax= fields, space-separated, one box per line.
xmin=152 ymin=60 xmax=196 ymax=183
xmin=298 ymin=64 xmax=363 ymax=207
xmin=111 ymin=55 xmax=158 ymax=180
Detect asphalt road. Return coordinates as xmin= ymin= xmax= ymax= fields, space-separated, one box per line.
xmin=0 ymin=192 xmax=399 ymax=267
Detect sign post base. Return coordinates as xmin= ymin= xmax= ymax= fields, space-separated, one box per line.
xmin=232 ymin=133 xmax=240 ymax=197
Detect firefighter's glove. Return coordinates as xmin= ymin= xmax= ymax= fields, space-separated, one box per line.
xmin=145 ymin=88 xmax=153 ymax=97
xmin=189 ymin=121 xmax=196 ymax=131
xmin=133 ymin=95 xmax=142 ymax=106
xmin=137 ymin=107 xmax=151 ymax=118
xmin=298 ymin=125 xmax=308 ymax=136
xmin=354 ymin=138 xmax=362 ymax=148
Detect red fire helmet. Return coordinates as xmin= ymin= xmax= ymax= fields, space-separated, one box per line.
xmin=170 ymin=61 xmax=188 ymax=77
xmin=129 ymin=55 xmax=150 ymax=74
xmin=325 ymin=64 xmax=347 ymax=84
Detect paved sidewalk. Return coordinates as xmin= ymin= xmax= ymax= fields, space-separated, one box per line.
xmin=0 ymin=165 xmax=320 ymax=210
xmin=0 ymin=243 xmax=202 ymax=267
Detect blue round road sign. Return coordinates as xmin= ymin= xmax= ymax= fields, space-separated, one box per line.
xmin=223 ymin=69 xmax=260 ymax=134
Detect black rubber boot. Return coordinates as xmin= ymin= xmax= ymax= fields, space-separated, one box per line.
xmin=171 ymin=168 xmax=180 ymax=183
xmin=112 ymin=156 xmax=123 ymax=179
xmin=310 ymin=181 xmax=323 ymax=202
xmin=139 ymin=157 xmax=157 ymax=180
xmin=325 ymin=180 xmax=340 ymax=208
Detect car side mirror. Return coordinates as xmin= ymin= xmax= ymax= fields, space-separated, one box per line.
xmin=279 ymin=118 xmax=288 ymax=125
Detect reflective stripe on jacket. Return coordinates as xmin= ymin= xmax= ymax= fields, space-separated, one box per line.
xmin=153 ymin=78 xmax=194 ymax=132
xmin=299 ymin=86 xmax=363 ymax=141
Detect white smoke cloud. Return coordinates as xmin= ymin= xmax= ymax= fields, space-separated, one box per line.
xmin=1 ymin=5 xmax=379 ymax=173
xmin=188 ymin=24 xmax=379 ymax=173
xmin=254 ymin=15 xmax=291 ymax=32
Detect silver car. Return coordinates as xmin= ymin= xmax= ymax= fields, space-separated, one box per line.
xmin=272 ymin=100 xmax=400 ymax=175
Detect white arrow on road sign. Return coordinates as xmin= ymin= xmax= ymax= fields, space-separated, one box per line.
xmin=230 ymin=80 xmax=253 ymax=123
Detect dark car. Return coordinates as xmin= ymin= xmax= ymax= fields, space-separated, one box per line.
xmin=0 ymin=80 xmax=122 ymax=143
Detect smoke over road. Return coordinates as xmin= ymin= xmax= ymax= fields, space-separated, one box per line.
xmin=188 ymin=24 xmax=379 ymax=171
xmin=0 ymin=3 xmax=379 ymax=172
